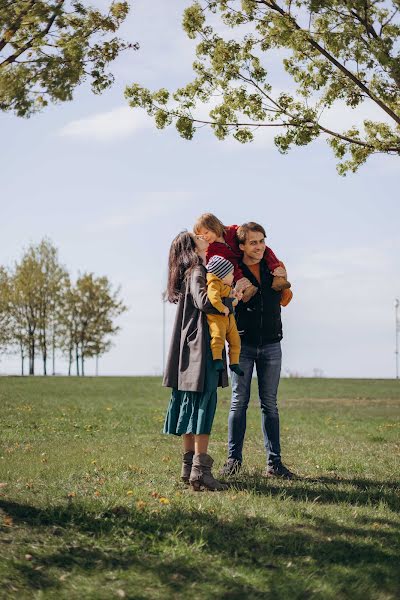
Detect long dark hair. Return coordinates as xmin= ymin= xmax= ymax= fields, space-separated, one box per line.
xmin=165 ymin=231 xmax=201 ymax=303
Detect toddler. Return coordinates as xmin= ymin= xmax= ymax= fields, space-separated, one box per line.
xmin=206 ymin=255 xmax=244 ymax=376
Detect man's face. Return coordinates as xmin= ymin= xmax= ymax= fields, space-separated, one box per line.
xmin=239 ymin=231 xmax=266 ymax=262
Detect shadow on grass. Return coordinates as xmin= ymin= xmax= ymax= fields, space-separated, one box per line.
xmin=1 ymin=496 xmax=399 ymax=599
xmin=231 ymin=475 xmax=400 ymax=512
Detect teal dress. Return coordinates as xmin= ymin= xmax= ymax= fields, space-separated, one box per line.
xmin=163 ymin=330 xmax=219 ymax=436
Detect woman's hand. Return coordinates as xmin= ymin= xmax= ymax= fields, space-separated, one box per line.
xmin=242 ymin=284 xmax=258 ymax=303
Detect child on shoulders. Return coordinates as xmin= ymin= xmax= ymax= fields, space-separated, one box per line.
xmin=193 ymin=213 xmax=292 ymax=303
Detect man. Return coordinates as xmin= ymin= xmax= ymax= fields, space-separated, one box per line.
xmin=221 ymin=222 xmax=295 ymax=479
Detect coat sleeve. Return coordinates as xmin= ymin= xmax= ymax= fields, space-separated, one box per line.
xmin=190 ymin=267 xmax=221 ymax=314
xmin=207 ymin=280 xmax=226 ymax=314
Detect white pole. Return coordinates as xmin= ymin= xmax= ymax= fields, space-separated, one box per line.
xmin=395 ymin=299 xmax=399 ymax=380
xmin=162 ymin=294 xmax=166 ymax=376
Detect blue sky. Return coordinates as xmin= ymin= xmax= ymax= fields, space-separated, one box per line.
xmin=1 ymin=1 xmax=399 ymax=378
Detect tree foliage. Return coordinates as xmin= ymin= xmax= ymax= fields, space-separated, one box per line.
xmin=0 ymin=0 xmax=138 ymax=116
xmin=0 ymin=239 xmax=127 ymax=375
xmin=125 ymin=0 xmax=400 ymax=174
xmin=59 ymin=272 xmax=127 ymax=376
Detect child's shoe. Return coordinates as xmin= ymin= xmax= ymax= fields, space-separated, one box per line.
xmin=213 ymin=359 xmax=224 ymax=371
xmin=271 ymin=276 xmax=291 ymax=292
xmin=230 ymin=364 xmax=244 ymax=376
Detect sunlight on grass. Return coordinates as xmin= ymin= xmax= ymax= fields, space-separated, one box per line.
xmin=0 ymin=377 xmax=399 ymax=599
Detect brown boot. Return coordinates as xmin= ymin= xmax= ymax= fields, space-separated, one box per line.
xmin=271 ymin=275 xmax=291 ymax=292
xmin=189 ymin=453 xmax=228 ymax=491
xmin=181 ymin=451 xmax=194 ymax=484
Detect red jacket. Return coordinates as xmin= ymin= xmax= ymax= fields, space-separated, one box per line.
xmin=206 ymin=224 xmax=280 ymax=282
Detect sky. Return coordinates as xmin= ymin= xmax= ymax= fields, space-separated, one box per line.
xmin=1 ymin=1 xmax=399 ymax=379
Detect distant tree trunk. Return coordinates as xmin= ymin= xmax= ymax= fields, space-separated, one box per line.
xmin=68 ymin=344 xmax=72 ymax=376
xmin=81 ymin=351 xmax=85 ymax=377
xmin=43 ymin=341 xmax=47 ymax=376
xmin=29 ymin=332 xmax=35 ymax=375
xmin=20 ymin=342 xmax=25 ymax=376
xmin=52 ymin=330 xmax=55 ymax=376
xmin=75 ymin=344 xmax=80 ymax=376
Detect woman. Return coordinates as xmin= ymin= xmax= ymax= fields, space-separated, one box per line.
xmin=163 ymin=231 xmax=231 ymax=491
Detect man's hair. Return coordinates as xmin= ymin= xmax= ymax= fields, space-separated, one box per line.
xmin=193 ymin=213 xmax=225 ymax=237
xmin=236 ymin=222 xmax=266 ymax=244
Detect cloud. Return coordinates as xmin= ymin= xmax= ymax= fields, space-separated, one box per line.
xmin=59 ymin=106 xmax=152 ymax=141
xmin=86 ymin=192 xmax=191 ymax=233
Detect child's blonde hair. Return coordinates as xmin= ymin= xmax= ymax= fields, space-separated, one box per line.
xmin=193 ymin=213 xmax=225 ymax=237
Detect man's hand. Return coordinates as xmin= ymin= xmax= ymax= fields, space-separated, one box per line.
xmin=235 ymin=277 xmax=251 ymax=292
xmin=242 ymin=284 xmax=258 ymax=303
xmin=272 ymin=266 xmax=287 ymax=278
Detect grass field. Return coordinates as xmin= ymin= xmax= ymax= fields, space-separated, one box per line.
xmin=0 ymin=377 xmax=399 ymax=600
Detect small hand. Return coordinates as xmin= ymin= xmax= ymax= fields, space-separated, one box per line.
xmin=232 ymin=298 xmax=238 ymax=307
xmin=230 ymin=288 xmax=243 ymax=301
xmin=223 ymin=307 xmax=230 ymax=316
xmin=235 ymin=289 xmax=244 ymax=301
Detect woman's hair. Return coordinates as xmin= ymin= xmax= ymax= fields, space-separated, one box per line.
xmin=165 ymin=231 xmax=201 ymax=304
xmin=236 ymin=222 xmax=266 ymax=244
xmin=193 ymin=213 xmax=225 ymax=238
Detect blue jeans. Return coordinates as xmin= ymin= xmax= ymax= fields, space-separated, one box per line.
xmin=228 ymin=342 xmax=282 ymax=465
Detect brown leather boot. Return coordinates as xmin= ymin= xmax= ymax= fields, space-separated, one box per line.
xmin=189 ymin=453 xmax=228 ymax=491
xmin=181 ymin=451 xmax=194 ymax=484
xmin=271 ymin=275 xmax=291 ymax=292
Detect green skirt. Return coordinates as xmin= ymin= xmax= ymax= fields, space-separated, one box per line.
xmin=163 ymin=339 xmax=219 ymax=436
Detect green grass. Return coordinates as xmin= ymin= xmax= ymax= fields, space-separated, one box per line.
xmin=0 ymin=376 xmax=399 ymax=600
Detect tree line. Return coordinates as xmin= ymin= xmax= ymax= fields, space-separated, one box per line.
xmin=0 ymin=239 xmax=127 ymax=376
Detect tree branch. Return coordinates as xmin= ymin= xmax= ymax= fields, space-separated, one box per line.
xmin=258 ymin=0 xmax=400 ymax=125
xmin=150 ymin=105 xmax=400 ymax=152
xmin=0 ymin=0 xmax=37 ymax=52
xmin=0 ymin=0 xmax=64 ymax=69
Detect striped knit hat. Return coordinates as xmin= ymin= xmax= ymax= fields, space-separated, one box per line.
xmin=206 ymin=255 xmax=234 ymax=279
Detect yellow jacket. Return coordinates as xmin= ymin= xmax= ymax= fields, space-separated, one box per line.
xmin=206 ymin=273 xmax=231 ymax=314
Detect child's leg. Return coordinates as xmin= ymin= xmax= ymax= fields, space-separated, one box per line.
xmin=226 ymin=314 xmax=241 ymax=365
xmin=271 ymin=276 xmax=291 ymax=292
xmin=207 ymin=314 xmax=227 ymax=361
xmin=264 ymin=251 xmax=291 ymax=292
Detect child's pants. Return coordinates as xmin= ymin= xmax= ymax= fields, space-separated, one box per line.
xmin=207 ymin=313 xmax=241 ymax=364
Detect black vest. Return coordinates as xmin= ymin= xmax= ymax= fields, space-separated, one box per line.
xmin=235 ymin=260 xmax=283 ymax=346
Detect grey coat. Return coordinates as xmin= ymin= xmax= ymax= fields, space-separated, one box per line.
xmin=163 ymin=264 xmax=229 ymax=392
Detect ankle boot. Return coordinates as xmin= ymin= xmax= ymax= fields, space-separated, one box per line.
xmin=181 ymin=450 xmax=194 ymax=484
xmin=271 ymin=275 xmax=291 ymax=292
xmin=189 ymin=453 xmax=228 ymax=491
